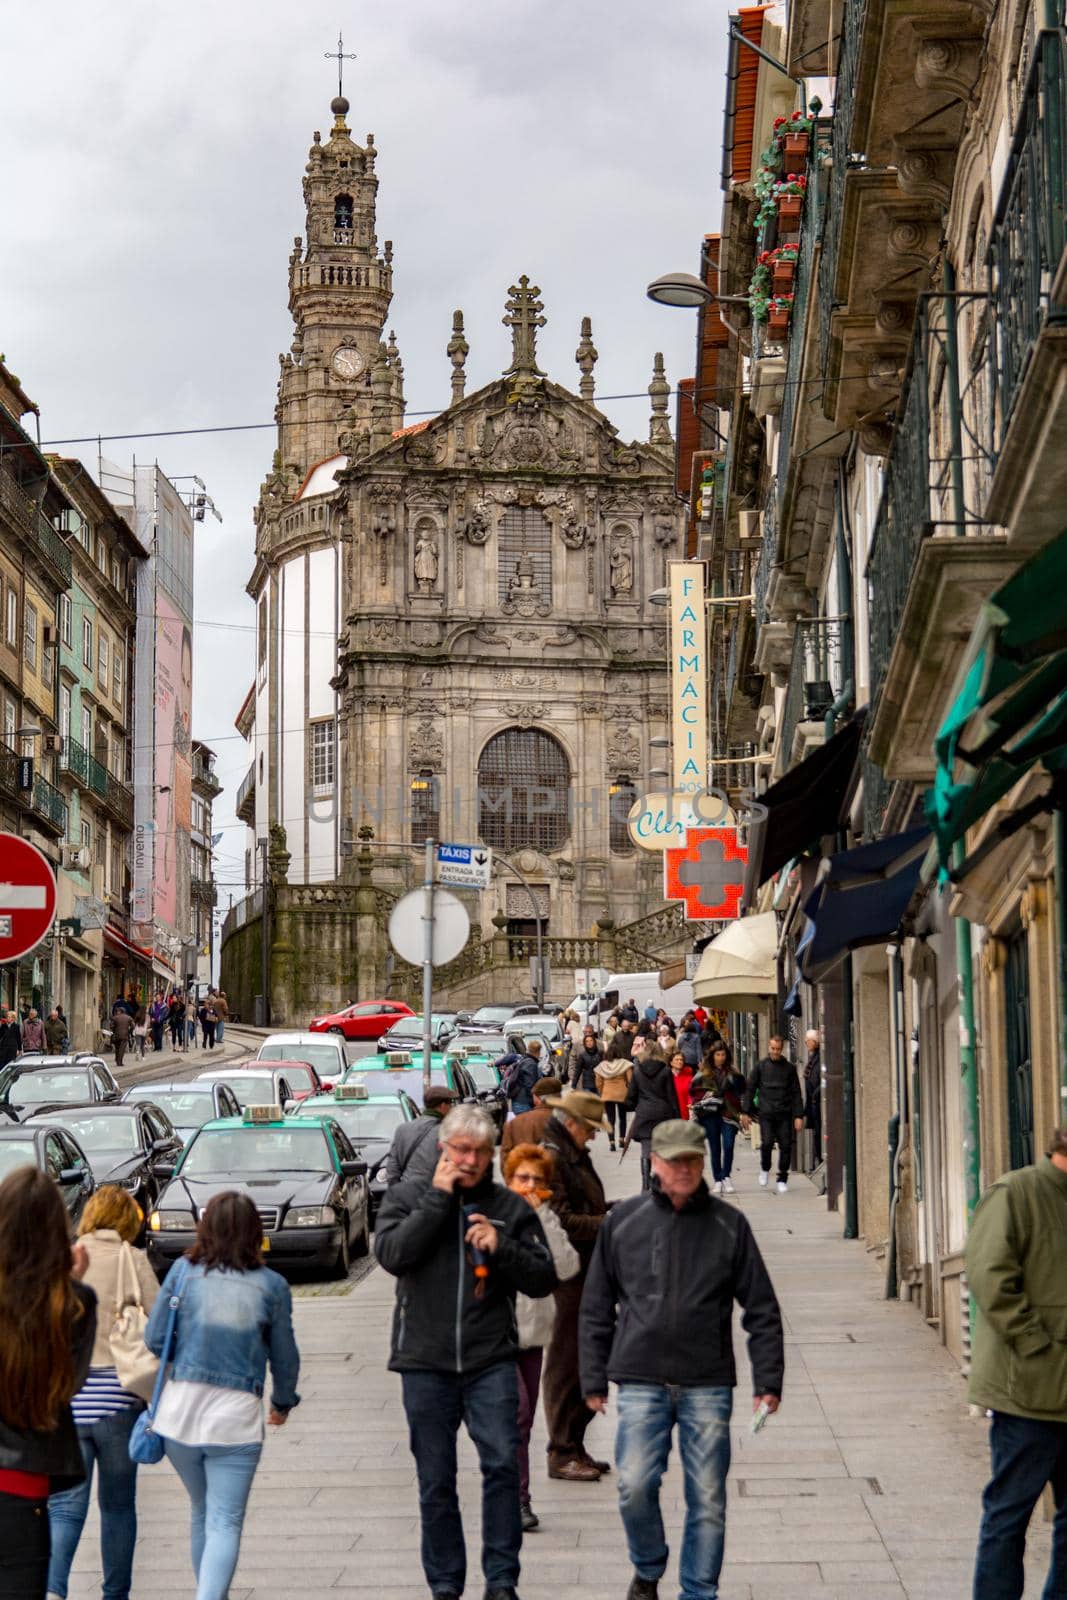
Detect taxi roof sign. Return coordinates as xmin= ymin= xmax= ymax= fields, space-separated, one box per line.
xmin=334 ymin=1083 xmax=369 ymax=1101
xmin=384 ymin=1050 xmax=413 ymax=1067
xmin=244 ymin=1104 xmax=284 ymax=1124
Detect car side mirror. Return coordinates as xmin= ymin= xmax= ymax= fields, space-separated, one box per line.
xmin=153 ymin=1161 xmax=177 ymax=1181
xmin=58 ymin=1167 xmax=84 ymax=1185
xmin=340 ymin=1159 xmax=368 ymax=1179
xmin=151 ymin=1137 xmax=172 ymax=1153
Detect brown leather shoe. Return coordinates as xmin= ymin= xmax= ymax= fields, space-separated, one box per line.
xmin=582 ymin=1453 xmax=612 ymax=1475
xmin=548 ymin=1458 xmax=602 ymax=1481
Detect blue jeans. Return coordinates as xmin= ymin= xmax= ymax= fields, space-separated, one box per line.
xmin=187 ymin=1019 xmax=197 ymax=1046
xmin=215 ymin=1019 xmax=225 ymax=1043
xmin=973 ymin=1411 xmax=1067 ymax=1599
xmin=699 ymin=1115 xmax=738 ymax=1183
xmin=401 ymin=1361 xmax=521 ymax=1595
xmin=164 ymin=1438 xmax=263 ymax=1600
xmin=48 ymin=1407 xmax=141 ymax=1600
xmin=616 ymin=1383 xmax=732 ymax=1600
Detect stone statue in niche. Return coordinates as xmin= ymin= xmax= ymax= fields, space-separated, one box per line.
xmin=610 ymin=541 xmax=634 ymax=595
xmin=414 ymin=530 xmax=439 ymax=591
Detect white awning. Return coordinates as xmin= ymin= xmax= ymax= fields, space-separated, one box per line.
xmin=692 ymin=912 xmax=778 ymax=1010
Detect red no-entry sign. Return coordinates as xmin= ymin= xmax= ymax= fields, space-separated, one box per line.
xmin=0 ymin=833 xmax=58 ymax=964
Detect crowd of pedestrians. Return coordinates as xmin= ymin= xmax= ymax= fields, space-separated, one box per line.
xmin=0 ymin=1004 xmax=69 ymax=1063
xmin=107 ymin=989 xmax=229 ymax=1066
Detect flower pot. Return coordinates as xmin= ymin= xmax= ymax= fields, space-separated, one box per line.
xmin=777 ymin=196 xmax=802 ymax=230
xmin=783 ymin=132 xmax=810 ymax=161
xmin=768 ymin=309 xmax=791 ymax=338
xmin=772 ymin=260 xmax=795 ymax=291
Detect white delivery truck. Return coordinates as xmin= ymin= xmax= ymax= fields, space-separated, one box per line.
xmin=568 ymin=970 xmax=695 ymax=1026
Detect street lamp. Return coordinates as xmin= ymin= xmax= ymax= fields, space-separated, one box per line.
xmin=648 ymin=588 xmax=753 ymax=607
xmin=646 ymin=273 xmax=751 ymax=309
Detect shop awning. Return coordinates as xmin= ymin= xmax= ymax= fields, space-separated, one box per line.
xmin=926 ymin=528 xmax=1067 ymax=871
xmin=103 ymin=925 xmax=155 ymax=965
xmin=692 ymin=911 xmax=778 ymax=1009
xmin=799 ymin=826 xmax=929 ymax=984
xmin=743 ymin=710 xmax=866 ymax=905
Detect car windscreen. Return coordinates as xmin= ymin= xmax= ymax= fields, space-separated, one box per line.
xmin=206 ymin=1076 xmax=277 ymax=1106
xmin=450 ymin=1034 xmax=509 ymax=1056
xmin=348 ymin=1070 xmax=444 ymax=1103
xmin=128 ymin=1090 xmax=214 ymax=1126
xmin=301 ymin=1102 xmax=405 ymax=1140
xmin=45 ymin=1113 xmax=139 ymax=1154
xmin=181 ymin=1126 xmax=332 ymax=1176
xmin=464 ymin=1062 xmax=500 ymax=1091
xmin=277 ymin=1064 xmax=315 ymax=1091
xmin=0 ymin=1141 xmax=38 ymax=1177
xmin=470 ymin=1006 xmax=515 ymax=1024
xmin=8 ymin=1069 xmax=91 ymax=1105
xmin=258 ymin=1044 xmax=338 ymax=1074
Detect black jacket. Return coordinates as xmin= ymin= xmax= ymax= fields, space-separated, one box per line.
xmin=619 ymin=1004 xmax=639 ymax=1024
xmin=570 ymin=1044 xmax=603 ymax=1092
xmin=541 ymin=1114 xmax=608 ymax=1267
xmin=579 ymin=1183 xmax=784 ymax=1398
xmin=744 ymin=1056 xmax=803 ymax=1119
xmin=677 ymin=1025 xmax=703 ymax=1067
xmin=386 ymin=1112 xmax=444 ymax=1188
xmin=803 ymin=1050 xmax=821 ymax=1121
xmin=0 ymin=1020 xmax=20 ymax=1068
xmin=0 ymin=1281 xmax=97 ymax=1488
xmin=625 ymin=1057 xmax=681 ymax=1141
xmin=503 ymin=1053 xmax=540 ymax=1110
xmin=375 ymin=1171 xmax=556 ymax=1373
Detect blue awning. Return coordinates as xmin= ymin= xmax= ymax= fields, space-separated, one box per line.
xmin=799 ymin=826 xmax=929 ymax=984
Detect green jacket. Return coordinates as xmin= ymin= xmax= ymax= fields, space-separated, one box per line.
xmin=966 ymin=1157 xmax=1067 ymax=1420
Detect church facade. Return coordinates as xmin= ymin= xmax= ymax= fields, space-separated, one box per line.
xmin=228 ymin=93 xmax=684 ymax=1013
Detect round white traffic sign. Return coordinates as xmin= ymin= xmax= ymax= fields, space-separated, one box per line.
xmin=0 ymin=833 xmax=58 ymax=964
xmin=388 ymin=888 xmax=470 ymax=967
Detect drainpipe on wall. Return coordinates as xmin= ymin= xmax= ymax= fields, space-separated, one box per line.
xmin=885 ymin=943 xmax=907 ymax=1298
xmin=831 ymin=464 xmax=859 ymax=1238
xmin=1054 ymin=805 xmax=1067 ymax=1121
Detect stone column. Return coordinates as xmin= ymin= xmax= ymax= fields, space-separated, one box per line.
xmin=355 ymin=833 xmax=381 ymax=993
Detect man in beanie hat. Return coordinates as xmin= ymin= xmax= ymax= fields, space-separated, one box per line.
xmin=540 ymin=1090 xmax=610 ymax=1481
xmin=581 ymin=1120 xmax=784 ymax=1600
xmin=386 ymin=1083 xmax=459 ymax=1188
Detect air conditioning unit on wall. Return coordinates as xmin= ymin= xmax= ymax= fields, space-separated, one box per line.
xmin=63 ymin=846 xmax=89 ymax=869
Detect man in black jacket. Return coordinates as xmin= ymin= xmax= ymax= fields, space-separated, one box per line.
xmin=376 ymin=1104 xmax=556 ymax=1600
xmin=625 ymin=1038 xmax=681 ymax=1190
xmin=581 ymin=1120 xmax=784 ymax=1600
xmin=743 ymin=1034 xmax=804 ymax=1194
xmin=385 ymin=1084 xmax=458 ymax=1188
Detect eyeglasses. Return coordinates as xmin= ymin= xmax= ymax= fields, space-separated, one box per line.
xmin=443 ymin=1141 xmax=488 ymax=1162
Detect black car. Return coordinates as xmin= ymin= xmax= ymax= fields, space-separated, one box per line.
xmin=457 ymin=1004 xmax=543 ymax=1034
xmin=148 ymin=1112 xmax=370 ymax=1279
xmin=294 ymin=1089 xmax=419 ymax=1216
xmin=0 ymin=1123 xmax=95 ymax=1225
xmin=25 ymin=1103 xmax=184 ymax=1224
xmin=122 ymin=1081 xmax=242 ymax=1144
xmin=0 ymin=1056 xmax=121 ymax=1119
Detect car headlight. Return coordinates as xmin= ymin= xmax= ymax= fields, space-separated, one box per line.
xmin=283 ymin=1205 xmax=335 ymax=1227
xmin=150 ymin=1210 xmax=194 ymax=1232
xmin=374 ymin=1168 xmax=389 ymax=1186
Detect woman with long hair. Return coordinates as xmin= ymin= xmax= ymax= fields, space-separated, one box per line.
xmin=690 ymin=1041 xmax=747 ymax=1195
xmin=146 ymin=1191 xmax=300 ymax=1600
xmin=503 ymin=1143 xmax=579 ymax=1533
xmin=0 ymin=1167 xmax=96 ymax=1599
xmin=47 ymin=1186 xmax=160 ymax=1600
xmin=570 ymin=1028 xmax=603 ymax=1093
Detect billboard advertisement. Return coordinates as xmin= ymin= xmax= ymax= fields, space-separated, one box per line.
xmin=153 ymin=591 xmax=192 ymax=933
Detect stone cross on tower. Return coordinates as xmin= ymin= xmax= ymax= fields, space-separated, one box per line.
xmin=325 ymin=32 xmax=357 ymax=100
xmin=503 ymin=276 xmax=546 ymax=377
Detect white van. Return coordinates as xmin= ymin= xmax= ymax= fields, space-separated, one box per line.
xmin=568 ymin=971 xmax=695 ymax=1026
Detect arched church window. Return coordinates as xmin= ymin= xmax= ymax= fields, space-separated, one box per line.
xmin=609 ymin=776 xmax=637 ymax=855
xmin=497 ymin=508 xmax=552 ymax=608
xmin=335 ymin=194 xmax=354 ymax=231
xmin=410 ymin=771 xmax=440 ymax=845
xmin=477 ymin=728 xmax=569 ymax=853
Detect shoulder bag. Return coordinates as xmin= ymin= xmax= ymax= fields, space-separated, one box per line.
xmin=110 ymin=1242 xmax=160 ymax=1402
xmin=128 ymin=1258 xmax=188 ymax=1465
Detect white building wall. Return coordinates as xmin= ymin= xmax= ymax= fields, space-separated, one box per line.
xmin=307 ymin=544 xmax=339 ymax=883
xmin=280 ymin=555 xmax=306 ymax=875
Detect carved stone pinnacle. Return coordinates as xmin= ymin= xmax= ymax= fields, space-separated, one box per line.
xmin=503 ymin=275 xmax=547 ymax=377
xmin=447 ymin=309 xmax=469 ymax=404
xmin=575 ymin=315 xmax=598 ymax=402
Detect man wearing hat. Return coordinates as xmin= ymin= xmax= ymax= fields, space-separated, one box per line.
xmin=386 ymin=1083 xmax=459 ymax=1187
xmin=540 ymin=1089 xmax=611 ymax=1481
xmin=580 ymin=1120 xmax=785 ymax=1600
xmin=499 ymin=1076 xmax=564 ymax=1156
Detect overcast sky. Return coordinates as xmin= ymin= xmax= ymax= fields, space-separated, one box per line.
xmin=4 ymin=1 xmax=727 ymax=906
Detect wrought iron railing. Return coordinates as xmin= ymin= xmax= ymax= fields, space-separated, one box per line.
xmin=193 ymin=755 xmax=223 ymax=796
xmin=861 ymin=741 xmax=895 ymax=841
xmin=0 ymin=466 xmax=73 ymax=588
xmin=780 ymin=617 xmax=846 ymax=766
xmin=866 ymin=296 xmax=996 ymax=714
xmin=989 ymin=27 xmax=1067 ymax=451
xmin=191 ymin=876 xmax=218 ymax=906
xmin=236 ymin=761 xmax=255 ymax=823
xmin=59 ymin=737 xmax=133 ymax=828
xmin=777 ymin=125 xmax=827 ymax=503
xmin=32 ymin=772 xmax=68 ymax=835
xmin=753 ymin=484 xmax=778 ymax=625
xmin=818 ymin=0 xmax=869 ymax=372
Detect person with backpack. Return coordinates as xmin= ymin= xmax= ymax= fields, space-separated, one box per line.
xmin=500 ymin=1039 xmax=541 ymax=1115
xmin=625 ymin=1036 xmax=681 ymax=1190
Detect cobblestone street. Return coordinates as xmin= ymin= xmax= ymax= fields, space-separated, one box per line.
xmin=63 ymin=1137 xmax=1052 ymax=1599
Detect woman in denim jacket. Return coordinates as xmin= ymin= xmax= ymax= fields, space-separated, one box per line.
xmin=145 ymin=1192 xmax=300 ymax=1600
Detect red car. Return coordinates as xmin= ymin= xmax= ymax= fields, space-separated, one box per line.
xmin=308 ymin=1000 xmax=416 ymax=1042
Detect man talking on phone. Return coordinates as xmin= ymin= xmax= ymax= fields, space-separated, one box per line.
xmin=580 ymin=1120 xmax=784 ymax=1600
xmin=376 ymin=1104 xmax=556 ymax=1600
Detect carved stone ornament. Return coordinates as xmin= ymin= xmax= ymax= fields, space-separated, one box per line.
xmin=500 ymin=701 xmax=548 ymax=727
xmin=557 ymin=858 xmax=576 ymax=882
xmin=411 ymin=621 xmax=442 ymax=647
xmin=607 ymin=728 xmax=641 ymax=769
xmin=413 ymin=521 xmax=440 ymax=592
xmin=370 ymin=617 xmax=399 ymax=643
xmin=501 ymin=554 xmax=551 ymax=619
xmin=560 ymin=508 xmax=587 ymax=549
xmin=409 ymin=717 xmax=444 ymax=771
xmin=609 ymin=538 xmax=634 ymax=596
xmin=461 ymin=497 xmax=491 ymax=544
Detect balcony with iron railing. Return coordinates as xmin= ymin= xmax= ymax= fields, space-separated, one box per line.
xmin=192 ymin=750 xmax=223 ymax=798
xmin=777 ymin=617 xmax=846 ymax=775
xmin=59 ymin=737 xmax=133 ymax=830
xmin=985 ymin=26 xmax=1067 ymax=546
xmin=865 ymin=294 xmax=1011 ymax=784
xmin=191 ymin=876 xmax=218 ymax=907
xmin=0 ymin=741 xmax=68 ymax=836
xmin=0 ymin=465 xmax=73 ymax=589
xmin=817 ymin=0 xmax=866 ymax=377
xmin=235 ymin=761 xmax=256 ymax=826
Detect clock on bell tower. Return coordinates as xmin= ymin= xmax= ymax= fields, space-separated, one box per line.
xmin=276 ymin=93 xmax=397 ymax=476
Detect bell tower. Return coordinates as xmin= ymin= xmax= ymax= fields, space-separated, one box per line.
xmin=275 ymin=92 xmax=397 ymax=475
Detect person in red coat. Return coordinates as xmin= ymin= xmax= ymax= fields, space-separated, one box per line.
xmin=669 ymin=1051 xmax=694 ymax=1116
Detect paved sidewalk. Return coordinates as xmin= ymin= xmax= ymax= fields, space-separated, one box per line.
xmin=67 ymin=1136 xmax=1051 ymax=1599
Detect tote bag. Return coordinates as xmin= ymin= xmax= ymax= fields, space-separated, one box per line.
xmin=110 ymin=1242 xmax=159 ymax=1402
xmin=129 ymin=1259 xmax=188 ymax=1465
